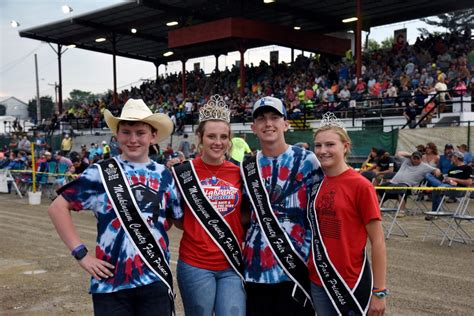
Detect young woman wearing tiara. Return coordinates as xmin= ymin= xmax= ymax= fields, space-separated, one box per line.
xmin=171 ymin=95 xmax=247 ymax=316
xmin=307 ymin=113 xmax=387 ymax=316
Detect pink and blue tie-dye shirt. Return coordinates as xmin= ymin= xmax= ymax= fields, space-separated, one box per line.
xmin=59 ymin=156 xmax=182 ymax=294
xmin=243 ymin=145 xmax=322 ymax=284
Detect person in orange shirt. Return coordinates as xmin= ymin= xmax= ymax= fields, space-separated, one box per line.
xmin=172 ymin=95 xmax=247 ymax=316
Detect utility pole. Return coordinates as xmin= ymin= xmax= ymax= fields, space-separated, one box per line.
xmin=34 ymin=54 xmax=41 ymax=122
xmin=48 ymin=82 xmax=59 ymax=113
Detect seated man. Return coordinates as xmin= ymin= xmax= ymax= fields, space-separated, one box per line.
xmin=379 ymin=151 xmax=439 ymax=212
xmin=438 ymin=144 xmax=454 ymax=175
xmin=373 ymin=149 xmax=395 ymax=185
xmin=425 ymin=151 xmax=472 ymax=213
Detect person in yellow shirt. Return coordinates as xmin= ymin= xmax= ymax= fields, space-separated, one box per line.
xmin=60 ymin=134 xmax=73 ymax=156
xmin=230 ymin=133 xmax=252 ymax=166
xmin=102 ymin=141 xmax=111 ymax=159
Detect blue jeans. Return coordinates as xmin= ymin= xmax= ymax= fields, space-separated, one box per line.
xmin=425 ymin=173 xmax=452 ymax=212
xmin=311 ymin=283 xmax=338 ymax=316
xmin=177 ymin=260 xmax=245 ymax=316
xmin=92 ymin=281 xmax=172 ymax=316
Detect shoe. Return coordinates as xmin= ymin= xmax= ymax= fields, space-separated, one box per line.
xmin=446 ymin=197 xmax=457 ymax=203
xmin=425 ymin=215 xmax=434 ymax=220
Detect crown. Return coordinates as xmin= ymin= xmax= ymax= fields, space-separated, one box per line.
xmin=198 ymin=95 xmax=231 ymax=123
xmin=320 ymin=112 xmax=345 ymax=129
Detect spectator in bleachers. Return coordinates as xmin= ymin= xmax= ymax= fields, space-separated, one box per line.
xmin=60 ymin=134 xmax=73 ymax=157
xmin=18 ymin=135 xmax=31 ymax=153
xmin=8 ymin=135 xmax=18 ymax=151
xmin=34 ymin=132 xmax=47 ymax=158
xmin=403 ymin=100 xmax=418 ymax=128
xmin=434 ymin=76 xmax=450 ymax=113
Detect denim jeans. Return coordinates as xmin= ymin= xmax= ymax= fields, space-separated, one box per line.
xmin=311 ymin=283 xmax=338 ymax=316
xmin=92 ymin=281 xmax=172 ymax=316
xmin=177 ymin=260 xmax=245 ymax=316
xmin=425 ymin=173 xmax=452 ymax=212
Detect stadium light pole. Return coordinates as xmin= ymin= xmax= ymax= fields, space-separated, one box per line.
xmin=48 ymin=43 xmax=68 ymax=114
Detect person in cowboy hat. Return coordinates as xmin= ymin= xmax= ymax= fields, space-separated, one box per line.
xmin=48 ymin=98 xmax=182 ymax=315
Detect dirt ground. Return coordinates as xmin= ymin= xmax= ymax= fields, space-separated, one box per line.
xmin=0 ymin=192 xmax=473 ymax=315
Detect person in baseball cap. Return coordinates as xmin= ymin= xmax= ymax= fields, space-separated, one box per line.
xmin=252 ymin=96 xmax=287 ymax=119
xmin=245 ymin=95 xmax=323 ymax=315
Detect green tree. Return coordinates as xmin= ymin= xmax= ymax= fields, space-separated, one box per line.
xmin=64 ymin=89 xmax=101 ymax=109
xmin=381 ymin=37 xmax=394 ymax=49
xmin=28 ymin=96 xmax=54 ymax=122
xmin=0 ymin=104 xmax=6 ymax=116
xmin=417 ymin=9 xmax=473 ymax=36
xmin=365 ymin=38 xmax=380 ymax=51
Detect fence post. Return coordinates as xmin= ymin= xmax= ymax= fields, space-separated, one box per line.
xmin=391 ymin=125 xmax=395 ymax=154
xmin=468 ymin=121 xmax=471 ymax=151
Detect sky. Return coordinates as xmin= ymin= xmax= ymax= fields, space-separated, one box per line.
xmin=0 ymin=0 xmax=447 ymax=104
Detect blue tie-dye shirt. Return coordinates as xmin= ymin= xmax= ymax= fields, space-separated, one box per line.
xmin=59 ymin=156 xmax=182 ymax=294
xmin=243 ymin=145 xmax=322 ymax=283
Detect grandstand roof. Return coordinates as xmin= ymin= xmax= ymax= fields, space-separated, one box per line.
xmin=20 ymin=0 xmax=474 ymax=64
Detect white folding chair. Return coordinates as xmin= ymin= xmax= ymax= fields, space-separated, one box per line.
xmin=379 ymin=184 xmax=409 ymax=239
xmin=406 ymin=180 xmax=429 ymax=216
xmin=423 ymin=189 xmax=465 ymax=245
xmin=443 ymin=190 xmax=474 ymax=247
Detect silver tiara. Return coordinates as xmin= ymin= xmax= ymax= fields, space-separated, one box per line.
xmin=320 ymin=112 xmax=345 ymax=129
xmin=198 ymin=95 xmax=231 ymax=123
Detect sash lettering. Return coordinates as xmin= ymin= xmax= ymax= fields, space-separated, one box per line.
xmin=242 ymin=155 xmax=312 ymax=308
xmin=172 ymin=161 xmax=244 ymax=280
xmin=307 ymin=180 xmax=372 ymax=315
xmin=97 ymin=158 xmax=175 ymax=314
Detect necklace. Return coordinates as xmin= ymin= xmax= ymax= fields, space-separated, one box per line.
xmin=200 ymin=158 xmax=225 ymax=184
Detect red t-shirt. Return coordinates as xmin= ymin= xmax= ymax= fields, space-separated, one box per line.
xmin=179 ymin=158 xmax=245 ymax=270
xmin=308 ymin=168 xmax=381 ymax=288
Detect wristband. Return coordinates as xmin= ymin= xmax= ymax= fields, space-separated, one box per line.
xmin=71 ymin=244 xmax=88 ymax=260
xmin=372 ymin=288 xmax=389 ymax=298
xmin=71 ymin=244 xmax=86 ymax=256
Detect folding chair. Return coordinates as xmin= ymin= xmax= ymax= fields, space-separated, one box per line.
xmin=422 ymin=189 xmax=464 ymax=244
xmin=361 ymin=171 xmax=376 ymax=184
xmin=379 ymin=184 xmax=409 ymax=239
xmin=407 ymin=180 xmax=429 ymax=216
xmin=443 ymin=190 xmax=474 ymax=247
xmin=0 ymin=169 xmax=23 ymax=198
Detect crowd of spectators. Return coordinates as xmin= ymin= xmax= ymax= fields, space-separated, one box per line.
xmin=35 ymin=28 xmax=472 ymax=132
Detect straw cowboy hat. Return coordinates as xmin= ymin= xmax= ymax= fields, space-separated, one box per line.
xmin=104 ymin=98 xmax=173 ymax=142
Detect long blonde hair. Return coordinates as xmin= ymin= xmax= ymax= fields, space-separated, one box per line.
xmin=195 ymin=119 xmax=233 ymax=154
xmin=314 ymin=125 xmax=352 ymax=160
